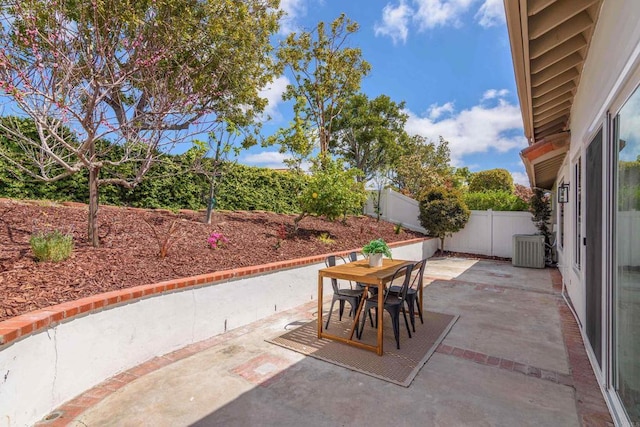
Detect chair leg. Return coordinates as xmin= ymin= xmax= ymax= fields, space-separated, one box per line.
xmin=325 ymin=297 xmax=337 ymax=329
xmin=415 ymin=297 xmax=424 ymax=325
xmin=338 ymin=299 xmax=346 ymax=321
xmin=401 ymin=306 xmax=412 ymax=339
xmin=407 ymin=297 xmax=416 ymax=332
xmin=392 ymin=313 xmax=400 ymax=349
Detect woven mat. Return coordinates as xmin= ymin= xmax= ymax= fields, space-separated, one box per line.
xmin=268 ymin=309 xmax=458 ymax=387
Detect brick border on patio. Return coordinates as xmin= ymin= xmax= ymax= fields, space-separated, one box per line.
xmin=431 ymin=268 xmax=613 ymax=426
xmin=0 ymin=238 xmax=428 ymax=347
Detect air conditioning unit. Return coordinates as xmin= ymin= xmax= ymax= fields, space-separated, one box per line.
xmin=512 ymin=234 xmax=545 ymax=268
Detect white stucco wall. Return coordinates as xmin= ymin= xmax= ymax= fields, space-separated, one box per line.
xmin=559 ymin=0 xmax=640 ymax=325
xmin=0 ymin=239 xmax=434 ymax=427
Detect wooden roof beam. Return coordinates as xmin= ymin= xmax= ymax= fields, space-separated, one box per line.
xmin=534 ymin=92 xmax=574 ymax=114
xmin=535 ymin=116 xmax=567 ymax=133
xmin=536 ymin=125 xmax=568 ymax=140
xmin=531 ymin=34 xmax=587 ymax=73
xmin=533 ymin=68 xmax=579 ymax=96
xmin=534 ymin=110 xmax=569 ymax=126
xmin=529 ymin=0 xmax=600 ymax=39
xmin=528 ymin=0 xmax=555 ymax=16
xmin=531 ymin=53 xmax=583 ymax=87
xmin=530 ymin=12 xmax=593 ymax=59
xmin=532 ymin=81 xmax=576 ymax=106
xmin=535 ymin=101 xmax=572 ymax=123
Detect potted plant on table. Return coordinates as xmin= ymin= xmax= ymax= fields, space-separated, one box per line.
xmin=362 ymin=238 xmax=392 ymax=267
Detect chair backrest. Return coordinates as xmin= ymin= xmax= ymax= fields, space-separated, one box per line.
xmin=348 ymin=251 xmax=358 ymax=262
xmin=410 ymin=258 xmax=427 ymax=291
xmin=385 ymin=263 xmax=414 ymax=303
xmin=325 ymin=255 xmax=347 ymax=293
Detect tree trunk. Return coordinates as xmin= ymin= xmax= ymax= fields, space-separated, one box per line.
xmin=439 ymin=236 xmax=445 ymax=256
xmin=88 ymin=165 xmax=101 ymax=247
xmin=205 ymin=179 xmax=216 ymax=225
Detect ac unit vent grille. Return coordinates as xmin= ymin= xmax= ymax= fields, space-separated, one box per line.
xmin=512 ymin=234 xmax=545 ymax=269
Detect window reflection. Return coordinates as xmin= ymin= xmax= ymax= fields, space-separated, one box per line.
xmin=615 ymin=86 xmax=640 ymax=423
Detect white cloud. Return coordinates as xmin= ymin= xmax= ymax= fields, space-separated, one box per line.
xmin=428 ymin=101 xmax=455 ymax=119
xmin=258 ymin=75 xmax=290 ymax=121
xmin=412 ymin=0 xmax=475 ymax=30
xmin=374 ymin=1 xmax=413 ymax=45
xmin=242 ymin=150 xmax=291 ymax=169
xmin=481 ymin=88 xmax=509 ymax=101
xmin=511 ymin=171 xmax=530 ymax=187
xmin=405 ymin=96 xmax=527 ymax=165
xmin=374 ymin=0 xmax=506 ymax=43
xmin=278 ymin=0 xmax=307 ymax=35
xmin=475 ymin=0 xmax=505 ymax=28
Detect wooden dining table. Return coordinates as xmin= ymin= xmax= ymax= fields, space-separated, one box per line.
xmin=317 ymin=258 xmax=414 ymax=356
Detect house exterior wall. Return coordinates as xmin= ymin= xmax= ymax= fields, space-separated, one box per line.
xmin=552 ymin=1 xmax=640 ymax=424
xmin=559 ymin=0 xmax=640 ymax=330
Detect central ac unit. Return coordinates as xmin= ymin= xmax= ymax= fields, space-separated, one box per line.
xmin=512 ymin=234 xmax=545 ymax=269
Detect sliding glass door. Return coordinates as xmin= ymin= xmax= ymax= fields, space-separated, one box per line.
xmin=614 ymin=87 xmax=640 ymax=423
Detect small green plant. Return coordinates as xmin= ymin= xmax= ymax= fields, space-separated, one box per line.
xmin=394 ymin=223 xmax=403 ymax=234
xmin=318 ymin=232 xmax=335 ymax=244
xmin=362 ymin=238 xmax=392 ymax=258
xmin=30 ymin=230 xmax=74 ymax=262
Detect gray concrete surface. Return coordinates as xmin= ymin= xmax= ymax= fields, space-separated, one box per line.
xmin=71 ymin=259 xmax=580 ymax=426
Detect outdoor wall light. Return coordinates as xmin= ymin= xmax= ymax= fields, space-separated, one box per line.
xmin=557 ymin=183 xmax=570 ymax=204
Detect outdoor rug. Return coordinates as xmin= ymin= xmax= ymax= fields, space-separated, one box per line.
xmin=268 ymin=309 xmax=458 ymax=387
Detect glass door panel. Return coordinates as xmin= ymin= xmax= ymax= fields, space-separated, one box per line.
xmin=614 ymin=87 xmax=640 ymax=423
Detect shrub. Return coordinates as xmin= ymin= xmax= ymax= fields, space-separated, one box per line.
xmin=294 ymin=156 xmax=367 ymax=230
xmin=529 ymin=188 xmax=552 ymax=244
xmin=29 ymin=230 xmax=74 ymax=262
xmin=468 ymin=168 xmax=514 ymax=193
xmin=419 ymin=188 xmax=470 ymax=254
xmin=463 ymin=190 xmax=529 ymax=211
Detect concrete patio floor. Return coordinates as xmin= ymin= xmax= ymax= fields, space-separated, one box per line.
xmin=37 ymin=258 xmax=613 ymax=426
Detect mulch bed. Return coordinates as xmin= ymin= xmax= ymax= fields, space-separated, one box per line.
xmin=0 ymin=198 xmax=424 ymax=321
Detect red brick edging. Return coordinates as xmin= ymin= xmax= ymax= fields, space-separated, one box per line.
xmin=0 ymin=238 xmax=429 ymax=347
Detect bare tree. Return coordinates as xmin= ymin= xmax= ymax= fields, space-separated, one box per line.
xmin=0 ymin=0 xmax=279 ymax=246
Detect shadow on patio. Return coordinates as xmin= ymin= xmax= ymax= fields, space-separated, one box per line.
xmin=40 ymin=258 xmax=612 ymax=427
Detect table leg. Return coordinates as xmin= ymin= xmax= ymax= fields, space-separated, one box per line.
xmin=377 ymin=282 xmax=384 ymax=355
xmin=348 ymin=285 xmax=369 ymax=340
xmin=317 ymin=273 xmax=323 ymax=338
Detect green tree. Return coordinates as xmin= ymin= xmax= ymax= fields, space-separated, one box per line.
xmin=0 ymin=0 xmax=280 ymax=246
xmin=392 ymin=135 xmax=452 ymax=199
xmin=330 ymin=93 xmax=407 ymax=182
xmin=468 ymin=168 xmax=514 ymax=193
xmin=419 ymin=187 xmax=470 ymax=255
xmin=276 ymin=14 xmax=371 ymax=154
xmin=294 ymin=156 xmax=367 ymax=231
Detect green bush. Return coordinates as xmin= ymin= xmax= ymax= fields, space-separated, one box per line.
xmin=29 ymin=230 xmax=74 ymax=262
xmin=418 ymin=187 xmax=470 ymax=254
xmin=464 ymin=190 xmax=529 ymax=211
xmin=468 ymin=168 xmax=514 ymax=193
xmin=294 ymin=156 xmax=367 ymax=229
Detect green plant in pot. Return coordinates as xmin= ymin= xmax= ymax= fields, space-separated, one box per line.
xmin=362 ymin=238 xmax=392 ymax=267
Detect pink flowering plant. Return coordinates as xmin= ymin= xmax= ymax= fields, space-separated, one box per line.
xmin=207 ymin=232 xmax=229 ymax=250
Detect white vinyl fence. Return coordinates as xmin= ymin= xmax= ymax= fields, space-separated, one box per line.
xmin=365 ymin=188 xmax=538 ymax=258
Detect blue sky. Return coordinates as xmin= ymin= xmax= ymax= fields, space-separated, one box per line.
xmin=243 ymin=0 xmax=529 ymax=185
